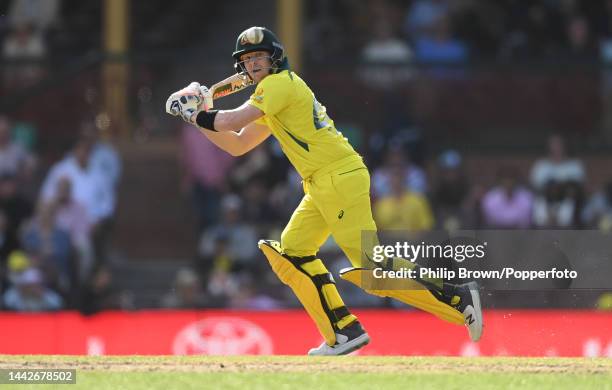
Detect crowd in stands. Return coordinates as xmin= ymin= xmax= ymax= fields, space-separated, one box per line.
xmin=0 ymin=0 xmax=60 ymax=87
xmin=1 ymin=0 xmax=612 ymax=312
xmin=306 ymin=0 xmax=612 ymax=65
xmin=0 ymin=114 xmax=122 ymax=313
xmin=160 ymin=0 xmax=612 ymax=310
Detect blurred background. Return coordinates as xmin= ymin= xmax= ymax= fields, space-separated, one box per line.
xmin=1 ymin=0 xmax=612 ymax=319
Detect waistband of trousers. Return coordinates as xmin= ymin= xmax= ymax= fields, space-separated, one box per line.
xmin=305 ymin=154 xmax=366 ymax=183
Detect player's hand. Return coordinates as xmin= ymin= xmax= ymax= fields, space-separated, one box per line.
xmin=198 ymin=85 xmax=214 ymax=111
xmin=165 ymin=82 xmax=204 ymax=122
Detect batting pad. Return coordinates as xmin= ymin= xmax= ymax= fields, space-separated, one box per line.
xmin=339 ymin=267 xmax=464 ymax=325
xmin=259 ymin=240 xmax=356 ymax=345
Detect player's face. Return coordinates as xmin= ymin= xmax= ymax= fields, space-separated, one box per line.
xmin=240 ymin=51 xmax=272 ymax=83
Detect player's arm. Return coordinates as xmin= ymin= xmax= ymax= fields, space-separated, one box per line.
xmin=165 ymin=82 xmax=267 ymax=150
xmin=192 ymin=101 xmax=263 ymax=133
xmin=165 ymin=82 xmax=264 ymax=132
xmin=199 ymin=120 xmax=271 ymax=156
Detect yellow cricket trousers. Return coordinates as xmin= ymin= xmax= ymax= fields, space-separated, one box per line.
xmin=268 ymin=154 xmax=464 ymax=345
xmin=281 ymin=154 xmax=376 ymax=265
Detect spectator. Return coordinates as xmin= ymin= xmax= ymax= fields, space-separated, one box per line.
xmin=80 ymin=122 xmax=121 ymax=266
xmin=3 ymin=267 xmax=63 ymax=311
xmin=497 ymin=2 xmax=569 ymax=59
xmin=265 ymin=140 xmax=300 ymax=222
xmin=431 ymin=150 xmax=470 ymax=229
xmin=206 ymin=265 xmax=238 ymax=307
xmin=450 ymin=1 xmax=503 ymax=58
xmin=362 ymin=22 xmax=413 ymax=64
xmin=596 ymin=292 xmax=612 ymax=310
xmin=6 ymin=250 xmax=31 ymax=285
xmin=602 ymin=35 xmax=612 ymax=63
xmin=404 ymin=0 xmax=449 ymax=40
xmin=229 ymin=275 xmax=283 ymax=310
xmin=372 ymin=146 xmax=427 ymax=197
xmin=7 ymin=0 xmax=61 ymax=31
xmin=532 ymin=181 xmax=576 ymax=229
xmin=198 ymin=194 xmax=258 ymax=267
xmin=197 ymin=233 xmax=231 ymax=279
xmin=374 ymin=166 xmax=434 ymax=231
xmin=564 ymin=180 xmax=586 ymax=228
xmin=40 ymin=136 xmax=113 ymax=264
xmin=530 ymin=134 xmax=585 ymax=192
xmin=556 ymin=15 xmax=598 ymax=60
xmin=40 ymin=138 xmax=111 ymax=224
xmin=160 ymin=267 xmax=207 ymax=309
xmin=229 ymin=145 xmax=270 ymax=189
xmin=0 ymin=173 xmax=33 ymax=252
xmin=358 ymin=19 xmax=414 ymax=88
xmin=304 ymin=0 xmax=352 ymax=64
xmin=80 ymin=122 xmax=122 ymax=204
xmin=10 ymin=121 xmax=37 ymax=153
xmin=21 ymin=201 xmax=73 ymax=294
xmin=0 ymin=115 xmax=36 ymax=181
xmin=2 ymin=22 xmax=45 ymax=58
xmin=269 ymin=168 xmax=303 ymax=223
xmin=2 ymin=22 xmax=46 ymax=87
xmin=582 ymin=179 xmax=612 ymax=230
xmin=413 ymin=15 xmax=468 ymax=64
xmin=241 ymin=176 xmax=278 ymax=228
xmin=179 ymin=124 xmax=234 ymax=232
xmin=481 ymin=166 xmax=533 ymax=229
xmin=264 ymin=139 xmax=293 ymax=188
xmin=50 ymin=177 xmax=94 ymax=283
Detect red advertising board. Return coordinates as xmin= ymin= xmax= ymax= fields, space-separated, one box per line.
xmin=0 ymin=310 xmax=610 ymax=356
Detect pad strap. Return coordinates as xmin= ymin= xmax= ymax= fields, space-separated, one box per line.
xmin=286 ymin=255 xmax=317 ymax=267
xmin=285 ymin=254 xmax=351 ymax=330
xmin=311 ymin=273 xmax=335 ymax=286
xmin=331 ymin=306 xmax=351 ymax=322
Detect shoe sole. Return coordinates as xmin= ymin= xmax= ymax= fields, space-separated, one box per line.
xmin=464 ymin=281 xmax=483 ymax=342
xmin=309 ymin=333 xmax=371 ymax=356
xmin=337 ymin=333 xmax=371 ymax=355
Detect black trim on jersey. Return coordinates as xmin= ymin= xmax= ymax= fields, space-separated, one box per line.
xmin=284 ymin=129 xmax=309 ymax=151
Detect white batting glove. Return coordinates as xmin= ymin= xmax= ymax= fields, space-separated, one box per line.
xmin=165 ymin=82 xmax=204 ymax=122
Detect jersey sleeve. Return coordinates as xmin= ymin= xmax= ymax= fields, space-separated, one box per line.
xmin=248 ymin=74 xmax=292 ymax=116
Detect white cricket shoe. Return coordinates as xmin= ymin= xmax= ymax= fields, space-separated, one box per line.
xmin=456 ymin=281 xmax=483 ymax=342
xmin=308 ymin=321 xmax=370 ymax=356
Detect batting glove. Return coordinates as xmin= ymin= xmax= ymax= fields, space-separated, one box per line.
xmin=165 ymin=82 xmax=204 ymax=122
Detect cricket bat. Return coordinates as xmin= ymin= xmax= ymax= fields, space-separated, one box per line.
xmin=167 ymin=74 xmax=254 ymax=116
xmin=210 ymin=73 xmax=254 ymax=100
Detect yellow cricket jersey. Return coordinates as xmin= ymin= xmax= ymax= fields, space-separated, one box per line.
xmin=374 ymin=192 xmax=435 ymax=231
xmin=248 ymin=70 xmax=360 ymax=179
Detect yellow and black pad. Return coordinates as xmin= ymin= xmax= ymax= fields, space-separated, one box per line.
xmin=259 ymin=240 xmax=357 ymax=345
xmin=339 ymin=267 xmax=464 ymax=325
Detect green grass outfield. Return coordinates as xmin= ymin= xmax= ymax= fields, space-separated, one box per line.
xmin=0 ymin=355 xmax=610 ymax=390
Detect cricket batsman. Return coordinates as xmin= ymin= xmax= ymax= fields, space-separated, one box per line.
xmin=166 ymin=27 xmax=483 ymax=355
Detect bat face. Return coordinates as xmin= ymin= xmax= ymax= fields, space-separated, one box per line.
xmin=211 ymin=74 xmax=255 ymax=100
